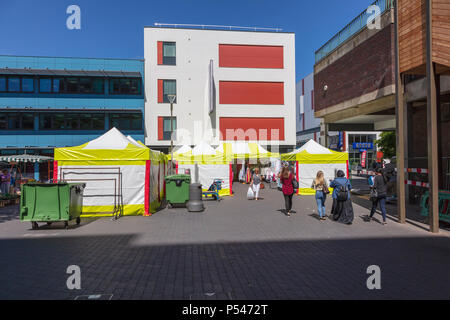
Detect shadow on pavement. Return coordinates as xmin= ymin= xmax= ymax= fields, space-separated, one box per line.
xmin=1 ymin=234 xmax=449 ymax=300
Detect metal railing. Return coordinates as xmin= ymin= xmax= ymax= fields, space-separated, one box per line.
xmin=153 ymin=23 xmax=283 ymax=32
xmin=315 ymin=0 xmax=395 ymax=64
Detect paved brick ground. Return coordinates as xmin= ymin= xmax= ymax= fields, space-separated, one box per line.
xmin=0 ymin=183 xmax=449 ymax=300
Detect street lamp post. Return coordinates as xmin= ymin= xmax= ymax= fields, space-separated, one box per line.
xmin=167 ymin=94 xmax=176 ymax=175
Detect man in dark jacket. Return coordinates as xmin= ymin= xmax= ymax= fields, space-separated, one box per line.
xmin=368 ymin=168 xmax=388 ymax=225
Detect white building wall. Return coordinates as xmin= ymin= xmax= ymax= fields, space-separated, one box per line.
xmin=144 ymin=27 xmax=296 ymax=148
xmin=296 ymin=72 xmax=320 ymax=145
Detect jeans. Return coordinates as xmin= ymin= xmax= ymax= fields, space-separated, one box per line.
xmin=315 ymin=190 xmax=326 ymax=218
xmin=0 ymin=182 xmax=9 ymax=194
xmin=252 ymin=183 xmax=261 ymax=199
xmin=284 ymin=193 xmax=293 ymax=212
xmin=370 ymin=196 xmax=387 ymax=222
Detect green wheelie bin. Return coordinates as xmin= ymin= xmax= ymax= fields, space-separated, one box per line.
xmin=165 ymin=174 xmax=191 ymax=208
xmin=20 ymin=182 xmax=86 ymax=229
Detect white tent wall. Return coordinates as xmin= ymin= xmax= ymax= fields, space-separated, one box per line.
xmin=149 ymin=162 xmax=160 ymax=208
xmin=297 ymin=162 xmax=347 ymax=195
xmin=178 ymin=164 xmax=231 ymax=195
xmin=58 ymin=165 xmax=145 ymax=215
xmin=199 ymin=164 xmax=230 ymax=191
xmin=159 ymin=161 xmax=165 ymax=200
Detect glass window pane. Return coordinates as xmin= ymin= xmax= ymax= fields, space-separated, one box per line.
xmin=8 ymin=114 xmax=21 ymax=129
xmin=0 ymin=77 xmax=6 ymax=92
xmin=163 ymin=118 xmax=176 ymax=140
xmin=163 ymin=43 xmax=176 ymax=65
xmin=80 ymin=114 xmax=92 ymax=130
xmin=8 ymin=77 xmax=20 ymax=92
xmin=0 ymin=114 xmax=6 ymax=129
xmin=92 ymin=114 xmax=105 ymax=130
xmin=22 ymin=78 xmax=34 ymax=92
xmin=66 ymin=78 xmax=79 ymax=93
xmin=163 ymin=43 xmax=176 ymax=57
xmin=110 ymin=79 xmax=120 ymax=94
xmin=92 ymin=78 xmax=104 ymax=94
xmin=163 ymin=80 xmax=176 ymax=103
xmin=22 ymin=113 xmax=34 ymax=130
xmin=129 ymin=79 xmax=140 ymax=94
xmin=79 ymin=78 xmax=92 ymax=93
xmin=65 ymin=114 xmax=79 ymax=129
xmin=39 ymin=78 xmax=52 ymax=93
xmin=52 ymin=78 xmax=64 ymax=93
xmin=361 ymin=135 xmax=367 ymax=143
xmin=110 ymin=114 xmax=130 ymax=130
xmin=39 ymin=114 xmax=52 ymax=130
xmin=53 ymin=114 xmax=65 ymax=129
xmin=120 ymin=79 xmax=131 ymax=94
xmin=130 ymin=114 xmax=142 ymax=130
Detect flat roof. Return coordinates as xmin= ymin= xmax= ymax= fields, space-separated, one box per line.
xmin=0 ymin=54 xmax=144 ymax=62
xmin=145 ymin=25 xmax=294 ymax=34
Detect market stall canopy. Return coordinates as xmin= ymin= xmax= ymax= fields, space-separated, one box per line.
xmin=55 ymin=127 xmax=151 ymax=161
xmin=281 ymin=139 xmax=348 ymax=163
xmin=216 ymin=142 xmax=280 ymax=159
xmin=0 ymin=154 xmax=53 ymax=163
xmin=173 ymin=141 xmax=227 ymax=164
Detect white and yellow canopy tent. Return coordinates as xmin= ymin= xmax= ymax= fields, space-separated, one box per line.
xmin=173 ymin=141 xmax=233 ymax=196
xmin=54 ymin=128 xmax=167 ymax=217
xmin=216 ymin=142 xmax=280 ymax=160
xmin=281 ymin=139 xmax=349 ymax=195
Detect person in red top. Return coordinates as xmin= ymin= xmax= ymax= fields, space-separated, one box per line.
xmin=278 ymin=166 xmax=295 ymax=216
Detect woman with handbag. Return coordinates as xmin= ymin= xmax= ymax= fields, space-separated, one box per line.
xmin=278 ymin=166 xmax=296 ymax=216
xmin=250 ymin=168 xmax=262 ymax=200
xmin=311 ymin=171 xmax=329 ymax=221
xmin=367 ymin=168 xmax=388 ymax=225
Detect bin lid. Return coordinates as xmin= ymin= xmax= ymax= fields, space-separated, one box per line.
xmin=165 ymin=174 xmax=191 ymax=182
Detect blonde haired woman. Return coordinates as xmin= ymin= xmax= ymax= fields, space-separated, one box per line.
xmin=311 ymin=171 xmax=329 ymax=221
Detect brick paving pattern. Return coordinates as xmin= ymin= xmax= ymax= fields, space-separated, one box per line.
xmin=0 ymin=183 xmax=449 ymax=300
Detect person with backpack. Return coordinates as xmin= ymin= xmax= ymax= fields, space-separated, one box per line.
xmin=278 ymin=166 xmax=297 ymax=216
xmin=329 ymin=170 xmax=354 ymax=224
xmin=367 ymin=168 xmax=388 ymax=225
xmin=311 ymin=170 xmax=329 ymax=221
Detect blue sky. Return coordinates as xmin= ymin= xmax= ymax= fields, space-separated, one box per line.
xmin=0 ymin=0 xmax=373 ymax=80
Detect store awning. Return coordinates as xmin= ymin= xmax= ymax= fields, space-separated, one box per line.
xmin=0 ymin=154 xmax=53 ymax=163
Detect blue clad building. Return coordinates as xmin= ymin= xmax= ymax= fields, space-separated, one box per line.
xmin=0 ymin=55 xmax=145 ymax=159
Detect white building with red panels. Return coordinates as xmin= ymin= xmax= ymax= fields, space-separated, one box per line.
xmin=144 ymin=25 xmax=296 ymax=152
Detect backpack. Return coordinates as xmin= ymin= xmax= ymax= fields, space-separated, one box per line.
xmin=337 ymin=183 xmax=348 ymax=201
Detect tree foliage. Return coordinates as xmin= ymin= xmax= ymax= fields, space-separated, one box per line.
xmin=375 ymin=131 xmax=396 ymax=159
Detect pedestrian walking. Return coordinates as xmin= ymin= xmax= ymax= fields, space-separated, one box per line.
xmin=0 ymin=169 xmax=11 ymax=195
xmin=330 ymin=170 xmax=354 ymax=224
xmin=367 ymin=168 xmax=388 ymax=225
xmin=278 ymin=166 xmax=295 ymax=216
xmin=251 ymin=168 xmax=262 ymax=200
xmin=311 ymin=170 xmax=329 ymax=221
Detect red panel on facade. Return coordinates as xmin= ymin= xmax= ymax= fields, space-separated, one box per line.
xmin=219 ymin=81 xmax=284 ymax=105
xmin=219 ymin=44 xmax=283 ymax=69
xmin=302 ymin=79 xmax=305 ymax=96
xmin=157 ymin=41 xmax=163 ymax=65
xmin=158 ymin=117 xmax=164 ymax=140
xmin=311 ymin=90 xmax=314 ymax=110
xmin=219 ymin=117 xmax=285 ymax=141
xmin=158 ymin=79 xmax=163 ymax=103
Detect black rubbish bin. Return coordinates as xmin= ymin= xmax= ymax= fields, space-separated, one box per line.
xmin=186 ymin=183 xmax=204 ymax=212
